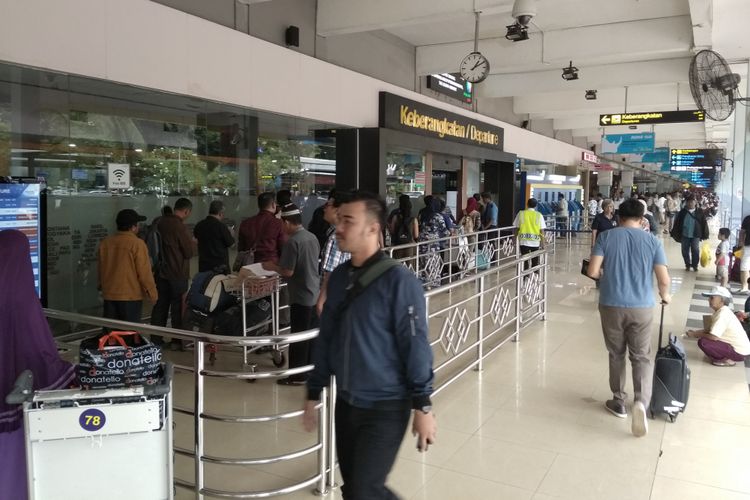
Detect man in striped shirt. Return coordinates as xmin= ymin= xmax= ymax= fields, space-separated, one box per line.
xmin=315 ymin=193 xmax=351 ymax=314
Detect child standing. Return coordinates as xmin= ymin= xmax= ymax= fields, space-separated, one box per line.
xmin=716 ymin=228 xmax=731 ymax=288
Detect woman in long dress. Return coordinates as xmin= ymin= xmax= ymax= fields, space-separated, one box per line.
xmin=0 ymin=230 xmax=75 ymax=500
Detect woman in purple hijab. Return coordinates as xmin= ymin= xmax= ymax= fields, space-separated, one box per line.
xmin=0 ymin=230 xmax=75 ymax=500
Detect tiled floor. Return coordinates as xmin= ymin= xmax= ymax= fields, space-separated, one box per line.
xmin=175 ymin=235 xmax=750 ymax=500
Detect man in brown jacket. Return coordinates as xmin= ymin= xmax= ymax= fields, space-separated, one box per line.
xmin=98 ymin=209 xmax=158 ymax=323
xmin=151 ymin=197 xmax=195 ymax=347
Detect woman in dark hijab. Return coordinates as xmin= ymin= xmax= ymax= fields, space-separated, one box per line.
xmin=0 ymin=230 xmax=75 ymax=500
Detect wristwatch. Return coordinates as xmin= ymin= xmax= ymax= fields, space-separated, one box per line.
xmin=418 ymin=405 xmax=432 ymax=415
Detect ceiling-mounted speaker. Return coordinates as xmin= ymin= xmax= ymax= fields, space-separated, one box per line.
xmin=286 ymin=26 xmax=300 ymax=47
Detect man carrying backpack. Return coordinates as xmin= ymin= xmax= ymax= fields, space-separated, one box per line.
xmin=302 ymin=191 xmax=436 ymax=499
xmin=98 ymin=209 xmax=157 ymax=323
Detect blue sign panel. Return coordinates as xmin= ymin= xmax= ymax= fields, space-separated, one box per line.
xmin=601 ymin=133 xmax=655 ymax=154
xmin=0 ymin=183 xmax=43 ymax=297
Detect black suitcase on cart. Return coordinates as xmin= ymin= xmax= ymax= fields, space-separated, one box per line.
xmin=650 ymin=304 xmax=691 ymax=421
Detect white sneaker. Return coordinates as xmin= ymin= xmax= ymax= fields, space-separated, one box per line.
xmin=632 ymin=401 xmax=648 ymax=437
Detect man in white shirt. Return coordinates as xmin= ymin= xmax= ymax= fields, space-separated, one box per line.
xmin=685 ymin=286 xmax=750 ymax=366
xmin=657 ymin=194 xmax=667 ymax=225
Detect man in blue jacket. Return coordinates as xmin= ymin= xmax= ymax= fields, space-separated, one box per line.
xmin=303 ymin=191 xmax=436 ymax=499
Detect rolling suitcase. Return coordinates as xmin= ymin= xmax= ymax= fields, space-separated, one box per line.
xmin=650 ymin=303 xmax=690 ymax=422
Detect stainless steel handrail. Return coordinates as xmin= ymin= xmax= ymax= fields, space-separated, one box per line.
xmin=426 ymin=246 xmax=549 ymax=397
xmin=385 ymin=224 xmax=555 ymax=286
xmin=42 ymin=309 xmax=331 ymax=499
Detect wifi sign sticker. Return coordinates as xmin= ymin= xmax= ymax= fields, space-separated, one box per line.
xmin=107 ymin=163 xmax=131 ymax=189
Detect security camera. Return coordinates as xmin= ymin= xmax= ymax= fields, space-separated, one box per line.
xmin=512 ymin=0 xmax=537 ymax=26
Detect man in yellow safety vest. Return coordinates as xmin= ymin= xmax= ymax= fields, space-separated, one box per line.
xmin=513 ymin=198 xmax=546 ymax=269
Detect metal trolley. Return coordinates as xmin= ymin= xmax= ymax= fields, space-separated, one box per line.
xmin=6 ymin=364 xmax=174 ymax=500
xmin=237 ymin=274 xmax=286 ymax=372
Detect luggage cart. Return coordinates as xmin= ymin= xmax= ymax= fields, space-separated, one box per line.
xmin=6 ymin=363 xmax=174 ymax=500
xmin=238 ymin=275 xmax=285 ymax=373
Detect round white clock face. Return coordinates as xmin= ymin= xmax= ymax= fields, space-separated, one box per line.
xmin=460 ymin=52 xmax=490 ymax=83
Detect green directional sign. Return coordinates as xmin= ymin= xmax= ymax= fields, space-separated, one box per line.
xmin=599 ymin=110 xmax=704 ymax=127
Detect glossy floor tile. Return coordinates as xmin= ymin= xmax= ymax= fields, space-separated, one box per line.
xmin=171 ymin=236 xmax=750 ymax=499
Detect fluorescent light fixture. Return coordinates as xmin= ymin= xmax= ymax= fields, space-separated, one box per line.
xmin=571 ymin=175 xmax=581 ymax=182
xmin=134 ymin=148 xmax=143 ymax=153
xmin=548 ymin=174 xmax=566 ymax=181
xmin=526 ymin=174 xmax=544 ymax=181
xmin=68 ymin=143 xmax=76 ymax=148
xmin=551 ymin=180 xmax=563 ymax=184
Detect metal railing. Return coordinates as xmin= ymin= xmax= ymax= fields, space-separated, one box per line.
xmin=385 ymin=225 xmax=556 ymax=287
xmin=425 ymin=248 xmax=548 ymax=393
xmin=44 ymin=311 xmax=333 ymax=500
xmin=42 ymin=242 xmax=551 ymax=498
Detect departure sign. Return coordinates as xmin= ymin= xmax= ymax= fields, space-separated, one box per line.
xmin=426 ymin=73 xmax=473 ymax=104
xmin=599 ymin=110 xmax=704 ymax=126
xmin=670 ymin=148 xmax=724 ymax=168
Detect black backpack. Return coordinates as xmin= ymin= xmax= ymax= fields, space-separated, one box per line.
xmin=394 ymin=216 xmax=415 ymax=246
xmin=140 ymin=222 xmax=163 ymax=274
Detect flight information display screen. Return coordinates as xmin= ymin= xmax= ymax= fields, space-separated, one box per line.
xmin=426 ymin=73 xmax=473 ymax=104
xmin=0 ymin=182 xmax=44 ymax=298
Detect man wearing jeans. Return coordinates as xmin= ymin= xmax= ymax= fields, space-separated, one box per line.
xmin=588 ymin=198 xmax=671 ymax=437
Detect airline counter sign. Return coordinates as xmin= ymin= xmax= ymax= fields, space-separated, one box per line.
xmin=380 ymin=92 xmax=504 ymax=149
xmin=599 ymin=110 xmax=704 ymax=126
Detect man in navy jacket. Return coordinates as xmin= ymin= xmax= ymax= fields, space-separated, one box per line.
xmin=303 ymin=191 xmax=436 ymax=499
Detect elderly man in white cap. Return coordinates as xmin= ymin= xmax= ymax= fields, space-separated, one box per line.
xmin=685 ymin=286 xmax=750 ymax=366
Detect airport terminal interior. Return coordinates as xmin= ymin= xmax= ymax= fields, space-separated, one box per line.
xmin=1 ymin=0 xmax=750 ymax=499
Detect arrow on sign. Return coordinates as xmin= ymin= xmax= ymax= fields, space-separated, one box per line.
xmin=600 ymin=115 xmax=611 ymax=125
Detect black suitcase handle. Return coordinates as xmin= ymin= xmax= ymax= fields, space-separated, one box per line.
xmin=658 ymin=302 xmax=666 ymax=348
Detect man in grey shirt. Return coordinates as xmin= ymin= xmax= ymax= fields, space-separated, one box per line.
xmin=263 ymin=203 xmax=320 ymax=385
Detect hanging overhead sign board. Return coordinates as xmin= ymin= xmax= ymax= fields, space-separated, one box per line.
xmin=599 ymin=110 xmax=704 ymax=126
xmin=581 ymin=151 xmax=598 ymax=163
xmin=602 ymin=133 xmax=655 ymax=154
xmin=669 ymin=148 xmax=724 ymax=168
xmin=379 ymin=92 xmax=504 ymax=149
xmin=669 ymin=148 xmax=722 ymax=189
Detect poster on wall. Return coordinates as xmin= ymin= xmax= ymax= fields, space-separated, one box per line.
xmin=0 ymin=181 xmax=45 ymax=300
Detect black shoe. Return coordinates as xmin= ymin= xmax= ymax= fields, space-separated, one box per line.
xmin=605 ymin=399 xmax=627 ymax=418
xmin=685 ymin=266 xmax=691 ymax=271
xmin=693 ymin=267 xmax=698 ymax=272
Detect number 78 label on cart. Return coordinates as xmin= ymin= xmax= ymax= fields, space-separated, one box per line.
xmin=79 ymin=408 xmax=106 ymax=432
